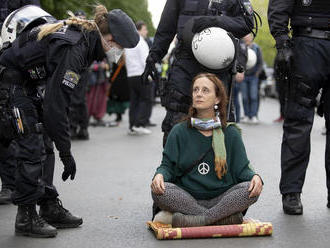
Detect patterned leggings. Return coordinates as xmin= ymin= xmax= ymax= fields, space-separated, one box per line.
xmin=152 ymin=182 xmax=258 ymax=223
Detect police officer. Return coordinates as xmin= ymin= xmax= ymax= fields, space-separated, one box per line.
xmin=143 ymin=0 xmax=255 ymax=145
xmin=268 ymin=0 xmax=330 ymax=214
xmin=0 ymin=0 xmax=41 ymax=205
xmin=0 ymin=5 xmax=139 ymax=237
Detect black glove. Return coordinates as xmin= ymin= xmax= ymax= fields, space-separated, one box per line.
xmin=59 ymin=151 xmax=76 ymax=181
xmin=275 ymin=39 xmax=293 ymax=76
xmin=192 ymin=17 xmax=219 ymax=33
xmin=142 ymin=54 xmax=159 ymax=84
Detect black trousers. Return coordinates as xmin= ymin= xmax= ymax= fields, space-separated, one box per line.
xmin=9 ymin=85 xmax=58 ymax=205
xmin=69 ymin=71 xmax=89 ymax=130
xmin=280 ymin=36 xmax=330 ymax=197
xmin=161 ymin=57 xmax=234 ymax=146
xmin=0 ymin=142 xmax=17 ymax=191
xmin=128 ymin=76 xmax=152 ymax=129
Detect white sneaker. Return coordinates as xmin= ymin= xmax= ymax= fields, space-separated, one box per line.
xmin=132 ymin=126 xmax=152 ymax=135
xmin=128 ymin=128 xmax=139 ymax=135
xmin=240 ymin=116 xmax=250 ymax=124
xmin=153 ymin=211 xmax=173 ymax=224
xmin=251 ymin=116 xmax=259 ymax=124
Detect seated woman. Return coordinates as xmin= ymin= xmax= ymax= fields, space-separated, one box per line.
xmin=151 ymin=73 xmax=263 ymax=227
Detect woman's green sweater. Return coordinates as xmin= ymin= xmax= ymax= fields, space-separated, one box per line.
xmin=155 ymin=122 xmax=256 ymax=200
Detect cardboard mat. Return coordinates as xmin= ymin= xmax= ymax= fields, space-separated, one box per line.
xmin=147 ymin=218 xmax=273 ymax=240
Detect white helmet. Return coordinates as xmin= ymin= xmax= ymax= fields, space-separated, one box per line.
xmin=0 ymin=36 xmax=2 ymax=51
xmin=192 ymin=27 xmax=236 ymax=71
xmin=1 ymin=5 xmax=56 ymax=47
xmin=246 ymin=48 xmax=257 ymax=70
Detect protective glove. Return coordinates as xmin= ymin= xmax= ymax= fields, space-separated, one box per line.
xmin=142 ymin=54 xmax=159 ymax=84
xmin=59 ymin=151 xmax=76 ymax=181
xmin=275 ymin=39 xmax=293 ymax=76
xmin=192 ymin=17 xmax=219 ymax=33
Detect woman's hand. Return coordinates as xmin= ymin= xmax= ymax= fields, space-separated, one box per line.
xmin=248 ymin=175 xmax=263 ymax=198
xmin=235 ymin=72 xmax=245 ymax=83
xmin=151 ymin=174 xmax=165 ymax=195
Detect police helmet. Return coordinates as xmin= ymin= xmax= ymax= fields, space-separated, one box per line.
xmin=192 ymin=27 xmax=236 ymax=71
xmin=246 ymin=48 xmax=257 ymax=70
xmin=107 ymin=9 xmax=139 ymax=48
xmin=1 ymin=5 xmax=56 ymax=47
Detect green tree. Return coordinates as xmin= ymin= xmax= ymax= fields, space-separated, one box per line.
xmin=40 ymin=0 xmax=155 ymax=34
xmin=251 ymin=0 xmax=276 ymax=66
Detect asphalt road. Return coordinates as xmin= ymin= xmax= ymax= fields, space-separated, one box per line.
xmin=1 ymin=97 xmax=329 ymax=248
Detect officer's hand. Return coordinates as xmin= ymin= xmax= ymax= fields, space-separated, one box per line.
xmin=142 ymin=54 xmax=159 ymax=84
xmin=275 ymin=40 xmax=293 ymax=74
xmin=59 ymin=151 xmax=76 ymax=181
xmin=151 ymin=174 xmax=165 ymax=195
xmin=248 ymin=175 xmax=263 ymax=198
xmin=192 ymin=17 xmax=218 ymax=33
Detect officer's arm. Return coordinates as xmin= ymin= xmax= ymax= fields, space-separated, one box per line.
xmin=22 ymin=0 xmax=41 ymax=6
xmin=268 ymin=0 xmax=295 ymax=45
xmin=149 ymin=0 xmax=181 ymax=61
xmin=206 ymin=0 xmax=255 ymax=39
xmin=43 ymin=44 xmax=84 ymax=154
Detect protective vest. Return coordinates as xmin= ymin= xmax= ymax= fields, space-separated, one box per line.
xmin=176 ymin=0 xmax=213 ymax=40
xmin=292 ymin=0 xmax=330 ymax=29
xmin=9 ymin=26 xmax=83 ymax=82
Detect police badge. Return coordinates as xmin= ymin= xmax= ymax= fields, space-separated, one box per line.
xmin=302 ymin=0 xmax=312 ymax=6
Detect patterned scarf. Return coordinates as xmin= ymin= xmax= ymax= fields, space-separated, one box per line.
xmin=191 ymin=117 xmax=227 ymax=179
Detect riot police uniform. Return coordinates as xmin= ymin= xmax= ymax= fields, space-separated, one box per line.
xmin=143 ymin=0 xmax=255 ymax=145
xmin=268 ymin=0 xmax=330 ymax=214
xmin=0 ymin=25 xmax=106 ymax=236
xmin=0 ymin=0 xmax=41 ymax=204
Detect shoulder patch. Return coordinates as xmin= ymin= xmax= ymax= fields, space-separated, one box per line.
xmin=62 ymin=70 xmax=80 ymax=89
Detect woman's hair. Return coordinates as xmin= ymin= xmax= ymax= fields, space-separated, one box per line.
xmin=37 ymin=4 xmax=109 ymax=40
xmin=186 ymin=72 xmax=228 ymax=129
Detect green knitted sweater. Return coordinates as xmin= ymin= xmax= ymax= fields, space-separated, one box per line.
xmin=155 ymin=121 xmax=256 ymax=200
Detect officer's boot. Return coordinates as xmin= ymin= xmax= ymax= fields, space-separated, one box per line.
xmin=15 ymin=204 xmax=57 ymax=238
xmin=0 ymin=188 xmax=13 ymax=204
xmin=77 ymin=128 xmax=89 ymax=140
xmin=282 ymin=193 xmax=303 ymax=215
xmin=39 ymin=198 xmax=83 ymax=228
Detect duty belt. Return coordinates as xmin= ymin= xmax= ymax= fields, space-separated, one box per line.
xmin=294 ymin=28 xmax=330 ymax=40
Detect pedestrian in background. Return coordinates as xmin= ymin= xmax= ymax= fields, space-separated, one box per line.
xmin=125 ymin=21 xmax=153 ymax=135
xmin=240 ymin=34 xmax=263 ymax=124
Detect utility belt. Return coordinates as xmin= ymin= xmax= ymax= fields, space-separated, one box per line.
xmin=158 ymin=78 xmax=191 ymax=113
xmin=293 ymin=27 xmax=330 ymax=40
xmin=0 ymin=67 xmax=44 ymax=145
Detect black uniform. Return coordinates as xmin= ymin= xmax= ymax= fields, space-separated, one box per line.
xmin=147 ymin=0 xmax=254 ymax=144
xmin=0 ymin=26 xmax=105 ymax=205
xmin=268 ymin=0 xmax=330 ymax=209
xmin=0 ymin=0 xmax=41 ymax=204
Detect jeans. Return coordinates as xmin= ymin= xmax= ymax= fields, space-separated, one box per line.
xmin=240 ymin=75 xmax=259 ymax=118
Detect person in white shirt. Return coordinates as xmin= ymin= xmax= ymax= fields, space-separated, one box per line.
xmin=125 ymin=21 xmax=153 ymax=135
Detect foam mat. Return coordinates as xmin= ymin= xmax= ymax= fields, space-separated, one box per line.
xmin=147 ymin=218 xmax=273 ymax=240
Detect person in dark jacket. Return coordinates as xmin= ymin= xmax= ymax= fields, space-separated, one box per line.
xmin=0 ymin=4 xmax=139 ymax=237
xmin=143 ymin=0 xmax=256 ymax=146
xmin=0 ymin=0 xmax=41 ymax=205
xmin=268 ymin=0 xmax=330 ymax=215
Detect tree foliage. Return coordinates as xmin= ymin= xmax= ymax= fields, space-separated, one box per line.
xmin=251 ymin=0 xmax=276 ymax=66
xmin=40 ymin=0 xmax=155 ymax=34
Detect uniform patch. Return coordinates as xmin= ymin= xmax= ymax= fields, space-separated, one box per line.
xmin=62 ymin=70 xmax=80 ymax=89
xmin=302 ymin=0 xmax=312 ymax=6
xmin=242 ymin=0 xmax=254 ymax=15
